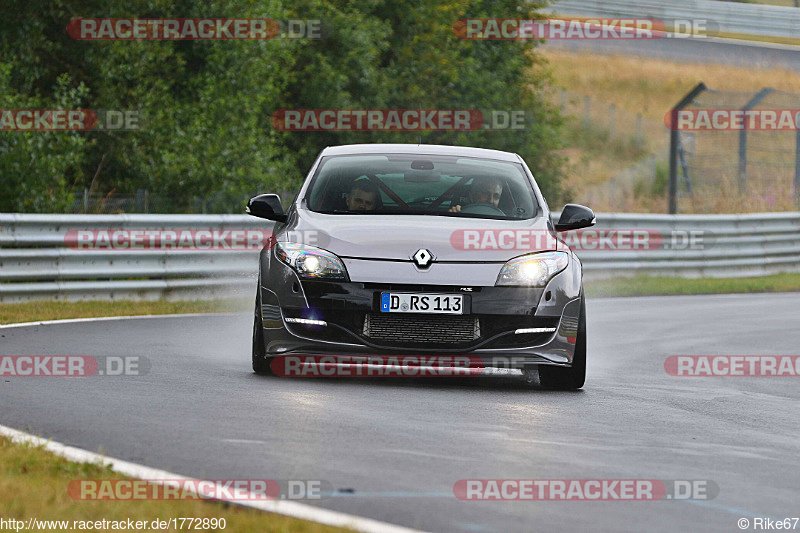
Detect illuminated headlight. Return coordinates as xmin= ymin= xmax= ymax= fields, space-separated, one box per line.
xmin=495 ymin=252 xmax=569 ymax=287
xmin=275 ymin=243 xmax=348 ymax=280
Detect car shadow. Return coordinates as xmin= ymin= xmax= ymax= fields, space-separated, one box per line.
xmin=250 ymin=370 xmax=585 ymax=394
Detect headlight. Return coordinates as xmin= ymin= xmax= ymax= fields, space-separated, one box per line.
xmin=275 ymin=242 xmax=349 ymax=280
xmin=495 ymin=252 xmax=568 ymax=287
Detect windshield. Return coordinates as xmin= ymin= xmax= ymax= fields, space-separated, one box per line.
xmin=305 ymin=154 xmax=539 ymax=220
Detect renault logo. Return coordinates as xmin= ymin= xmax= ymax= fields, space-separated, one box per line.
xmin=412 ymin=248 xmax=433 ymax=268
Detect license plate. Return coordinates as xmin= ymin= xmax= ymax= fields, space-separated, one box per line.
xmin=380 ymin=293 xmax=464 ymax=314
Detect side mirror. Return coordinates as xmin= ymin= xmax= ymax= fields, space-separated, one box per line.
xmin=555 ymin=204 xmax=596 ymax=232
xmin=246 ymin=194 xmax=287 ymax=222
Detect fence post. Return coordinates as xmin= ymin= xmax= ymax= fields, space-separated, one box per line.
xmin=738 ymin=88 xmax=774 ymax=194
xmin=678 ymin=137 xmax=693 ymax=194
xmin=669 ymin=82 xmax=707 ymax=214
xmin=83 ymin=188 xmax=88 ymax=213
xmin=561 ymin=90 xmax=567 ymax=113
xmin=135 ymin=189 xmax=145 ymax=212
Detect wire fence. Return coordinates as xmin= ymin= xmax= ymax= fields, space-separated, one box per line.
xmin=671 ymin=85 xmax=800 ymax=214
xmin=557 ymin=89 xmax=666 ymax=149
xmin=554 ymin=89 xmax=670 ymax=212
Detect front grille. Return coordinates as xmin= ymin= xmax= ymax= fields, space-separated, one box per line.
xmin=363 ymin=313 xmax=480 ymax=345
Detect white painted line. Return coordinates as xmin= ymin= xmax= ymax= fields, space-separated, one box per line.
xmin=0 ymin=424 xmax=425 ymax=533
xmin=0 ymin=313 xmax=243 ymax=329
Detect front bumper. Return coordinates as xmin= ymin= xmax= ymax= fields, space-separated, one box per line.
xmin=258 ymin=253 xmax=584 ymax=369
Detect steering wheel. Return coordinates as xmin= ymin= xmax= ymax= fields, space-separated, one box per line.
xmin=459 ymin=202 xmax=506 ymax=216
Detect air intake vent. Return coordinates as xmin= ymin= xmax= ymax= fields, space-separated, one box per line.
xmin=363 ymin=313 xmax=480 ymax=346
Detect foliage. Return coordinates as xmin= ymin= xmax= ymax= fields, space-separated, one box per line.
xmin=0 ymin=0 xmax=565 ymax=213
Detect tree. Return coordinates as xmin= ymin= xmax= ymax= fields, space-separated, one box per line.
xmin=0 ymin=0 xmax=565 ymax=212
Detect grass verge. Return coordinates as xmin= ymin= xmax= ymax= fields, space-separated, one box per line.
xmin=543 ymin=49 xmax=800 ymax=123
xmin=0 ymin=436 xmax=349 ymax=532
xmin=0 ymin=298 xmax=250 ymax=325
xmin=586 ymin=272 xmax=800 ymax=297
xmin=542 ymin=48 xmax=800 ymax=211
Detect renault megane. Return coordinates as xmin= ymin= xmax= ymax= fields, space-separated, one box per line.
xmin=246 ymin=144 xmax=595 ymax=389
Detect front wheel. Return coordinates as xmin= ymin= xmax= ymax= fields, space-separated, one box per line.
xmin=538 ymin=296 xmax=586 ymax=390
xmin=252 ymin=292 xmax=274 ymax=375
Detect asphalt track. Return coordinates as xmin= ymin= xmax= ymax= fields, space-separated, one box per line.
xmin=546 ymin=36 xmax=800 ymax=71
xmin=2 ymin=293 xmax=799 ymax=532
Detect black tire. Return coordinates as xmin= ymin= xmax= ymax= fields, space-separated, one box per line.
xmin=252 ymin=291 xmax=274 ymax=375
xmin=538 ymin=296 xmax=586 ymax=390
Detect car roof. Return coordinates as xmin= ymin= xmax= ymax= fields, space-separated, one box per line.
xmin=320 ymin=143 xmax=521 ymax=162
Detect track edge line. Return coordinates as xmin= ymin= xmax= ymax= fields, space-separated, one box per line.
xmin=0 ymin=423 xmax=426 ymax=533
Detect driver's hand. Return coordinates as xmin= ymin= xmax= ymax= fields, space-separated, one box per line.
xmin=449 ymin=205 xmax=462 ymax=213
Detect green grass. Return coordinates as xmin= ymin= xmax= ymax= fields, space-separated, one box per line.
xmin=0 ymin=298 xmax=251 ymax=325
xmin=0 ymin=436 xmax=350 ymax=532
xmin=586 ymin=272 xmax=800 ymax=297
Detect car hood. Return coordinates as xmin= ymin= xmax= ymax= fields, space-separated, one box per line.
xmin=282 ymin=208 xmax=558 ymax=262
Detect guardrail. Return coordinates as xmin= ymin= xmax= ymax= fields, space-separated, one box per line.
xmin=546 ymin=0 xmax=800 ymax=39
xmin=575 ymin=212 xmax=800 ymax=278
xmin=0 ymin=214 xmax=270 ymax=302
xmin=1 ymin=212 xmax=799 ymax=301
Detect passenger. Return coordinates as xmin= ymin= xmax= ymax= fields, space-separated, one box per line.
xmin=346 ymin=179 xmax=381 ymax=211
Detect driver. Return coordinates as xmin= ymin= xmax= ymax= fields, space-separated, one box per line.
xmin=345 ymin=178 xmax=381 ymax=211
xmin=449 ymin=176 xmax=503 ymax=213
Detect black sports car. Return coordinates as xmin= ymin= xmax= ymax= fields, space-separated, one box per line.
xmin=247 ymin=143 xmax=595 ymax=389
